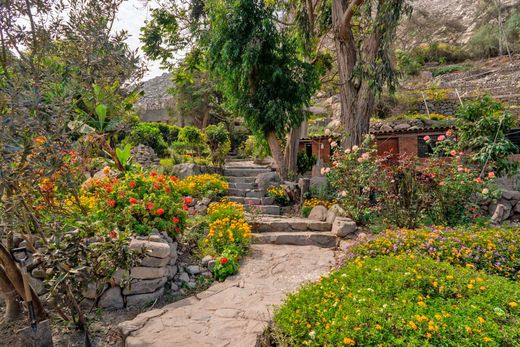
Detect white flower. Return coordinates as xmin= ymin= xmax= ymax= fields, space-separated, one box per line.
xmin=325 ymin=167 xmax=331 ymax=174
xmin=482 ymin=188 xmax=489 ymax=195
xmin=320 ymin=167 xmax=326 ymax=175
xmin=330 ymin=141 xmax=338 ymax=148
xmin=309 ymin=331 xmax=316 ymax=339
xmin=324 ymin=128 xmax=331 ymax=136
xmin=352 ymin=145 xmax=359 ymax=151
xmin=321 ymin=167 xmax=331 ymax=175
xmin=340 ymin=190 xmax=347 ymax=197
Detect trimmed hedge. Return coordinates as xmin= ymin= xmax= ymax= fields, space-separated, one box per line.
xmin=273 ymin=256 xmax=520 ymax=346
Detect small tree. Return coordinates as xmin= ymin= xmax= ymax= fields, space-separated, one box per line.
xmin=205 ymin=123 xmax=231 ymax=167
xmin=207 ymin=0 xmax=320 ymax=178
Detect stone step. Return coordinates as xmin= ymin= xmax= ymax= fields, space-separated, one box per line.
xmin=224 ymin=168 xmax=272 ymax=177
xmin=228 ymin=182 xmax=257 ymax=190
xmin=226 ymin=176 xmax=256 ymax=184
xmin=228 ymin=197 xmax=263 ymax=205
xmin=245 ymin=205 xmax=280 ymax=215
xmin=252 ymin=232 xmax=336 ymax=248
xmin=250 ymin=217 xmax=332 ymax=233
xmin=227 ymin=189 xmax=265 ymax=198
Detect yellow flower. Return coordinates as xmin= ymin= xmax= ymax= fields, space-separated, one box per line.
xmin=477 ymin=316 xmax=485 ymax=324
xmin=483 ymin=337 xmax=492 ymax=343
xmin=343 ymin=337 xmax=355 ymax=345
xmin=508 ymin=301 xmax=518 ymax=308
xmin=408 ymin=321 xmax=418 ymax=330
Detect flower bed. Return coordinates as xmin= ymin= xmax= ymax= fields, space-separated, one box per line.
xmin=347 ymin=226 xmax=520 ymax=280
xmin=83 ymin=171 xmax=188 ymax=237
xmin=175 ymin=173 xmax=228 ymax=198
xmin=273 ymin=256 xmax=519 ymax=346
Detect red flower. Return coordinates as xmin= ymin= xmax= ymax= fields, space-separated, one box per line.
xmin=109 ymin=229 xmax=118 ymax=239
xmin=184 ymin=196 xmax=193 ymax=205
xmin=129 ymin=197 xmax=138 ymax=204
xmin=156 ymin=208 xmax=165 ymax=216
xmin=220 ymin=257 xmax=228 ymax=265
xmin=146 ymin=202 xmax=155 ymax=210
xmin=106 ymin=198 xmax=116 ymax=207
xmin=183 ymin=204 xmax=189 ymax=211
xmin=172 ymin=217 xmax=180 ymax=224
xmin=106 ymin=186 xmax=113 ymax=193
xmin=175 ymin=228 xmax=180 ymax=233
xmin=170 ymin=176 xmax=178 ymax=181
xmin=151 ymin=171 xmax=158 ymax=177
xmin=129 ymin=181 xmax=136 ymax=188
xmin=488 ymin=172 xmax=495 ymax=178
xmin=153 ymin=183 xmax=161 ymax=189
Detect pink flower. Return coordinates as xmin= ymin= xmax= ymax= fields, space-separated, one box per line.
xmin=457 ymin=166 xmax=464 ymax=172
xmin=344 ymin=148 xmax=351 ymax=154
xmin=439 ymin=181 xmax=446 ymax=186
xmin=423 ymin=135 xmax=431 ymax=141
xmin=474 ymin=177 xmax=483 ymax=183
xmin=361 ymin=153 xmax=370 ymax=161
xmin=437 ymin=135 xmax=446 ymax=141
xmin=488 ymin=172 xmax=495 ymax=178
xmin=446 ymin=130 xmax=453 ymax=137
xmin=450 ymin=150 xmax=457 ymax=156
xmin=352 ymin=145 xmax=359 ymax=151
xmin=330 ymin=141 xmax=338 ymax=148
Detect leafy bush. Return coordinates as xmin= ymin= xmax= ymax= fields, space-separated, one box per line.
xmin=126 ymin=122 xmax=168 ymax=157
xmin=152 ymin=122 xmax=180 ymax=143
xmin=396 ymin=50 xmax=422 ymax=76
xmin=297 ymin=152 xmax=317 ymax=174
xmin=179 ymin=125 xmax=203 ymax=144
xmin=455 ymin=96 xmax=518 ymax=175
xmin=83 ymin=170 xmax=188 ymax=237
xmin=205 ymin=123 xmax=231 ymax=167
xmin=431 ymin=64 xmax=470 ymax=77
xmin=273 ymin=256 xmax=520 ymax=346
xmin=347 ymin=225 xmax=520 ymax=280
xmin=205 ymin=201 xmax=252 ymax=256
xmin=175 ymin=174 xmax=228 ymax=198
xmin=213 ymin=247 xmax=241 ymax=281
xmin=467 ymin=11 xmax=520 ymax=58
xmin=240 ymin=134 xmax=271 ymax=159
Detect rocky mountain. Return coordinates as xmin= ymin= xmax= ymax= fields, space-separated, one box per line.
xmin=398 ymin=0 xmax=520 ymax=48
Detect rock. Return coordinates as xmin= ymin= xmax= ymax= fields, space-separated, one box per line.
xmin=170 ymin=283 xmax=179 ymax=292
xmin=394 ymin=123 xmax=411 ymax=131
xmin=113 ymin=269 xmax=130 ymax=286
xmin=131 ymin=144 xmax=160 ymax=168
xmin=308 ymin=205 xmax=328 ymax=221
xmin=329 ymin=204 xmax=346 ymax=217
xmin=99 ymin=287 xmax=124 ymax=309
xmin=201 ymin=272 xmax=213 ymax=278
xmin=491 ymin=204 xmax=505 ymax=224
xmin=195 ymin=204 xmax=207 ymax=215
xmin=332 ymin=217 xmax=357 ymax=238
xmin=167 ymin=265 xmax=178 ymax=280
xmin=82 ymin=282 xmax=107 ymax=300
xmin=179 ymin=272 xmax=190 ymax=283
xmin=186 ymin=281 xmax=197 ymax=289
xmin=502 ymin=190 xmax=520 ymax=200
xmin=255 ymin=172 xmax=281 ymax=191
xmin=126 ymin=288 xmax=164 ymax=307
xmin=140 ymin=256 xmax=170 ymax=268
xmin=309 ymin=176 xmax=328 ymax=191
xmin=129 ymin=239 xmax=171 ymax=259
xmin=131 ymin=267 xmax=168 ymax=280
xmin=380 ymin=124 xmax=393 ymax=132
xmin=261 ymin=197 xmax=275 ymax=205
xmin=207 ymin=260 xmax=216 ymax=272
xmin=357 ymin=232 xmax=368 ymax=242
xmin=186 ymin=265 xmax=201 ymax=275
xmin=420 ymin=70 xmax=433 ymax=80
xmin=498 ymin=199 xmax=513 ymax=220
xmin=325 ymin=209 xmax=337 ymax=224
xmin=201 ymin=256 xmax=213 ymax=266
xmin=122 ymin=277 xmax=167 ymax=295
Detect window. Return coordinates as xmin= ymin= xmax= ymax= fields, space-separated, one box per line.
xmin=305 ymin=143 xmax=313 ymax=157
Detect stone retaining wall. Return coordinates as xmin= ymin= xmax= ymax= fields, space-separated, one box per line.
xmin=484 ymin=189 xmax=520 ymax=224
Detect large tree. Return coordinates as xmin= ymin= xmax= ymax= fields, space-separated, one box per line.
xmin=332 ymin=0 xmax=409 ymax=146
xmin=206 ymin=0 xmax=321 ymax=178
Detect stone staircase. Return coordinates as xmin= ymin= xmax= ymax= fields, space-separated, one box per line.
xmin=224 ymin=160 xmax=342 ymax=249
xmin=223 ymin=161 xmax=281 ymax=216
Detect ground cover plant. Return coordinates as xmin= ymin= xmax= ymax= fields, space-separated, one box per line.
xmin=273 ymin=256 xmax=520 ymax=346
xmin=346 ymin=225 xmax=520 ymax=281
xmin=175 ymin=173 xmax=228 ymax=198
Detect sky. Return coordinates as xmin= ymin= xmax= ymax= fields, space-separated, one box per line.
xmin=113 ymin=0 xmax=166 ymax=81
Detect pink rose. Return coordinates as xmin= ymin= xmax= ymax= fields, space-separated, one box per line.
xmin=488 ymin=172 xmax=495 ymax=178
xmin=437 ymin=135 xmax=446 ymax=141
xmin=423 ymin=135 xmax=431 ymax=141
xmin=450 ymin=150 xmax=457 ymax=156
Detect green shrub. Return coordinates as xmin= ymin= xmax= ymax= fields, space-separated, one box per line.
xmin=213 ymin=247 xmax=241 ymax=281
xmin=273 ymin=256 xmax=520 ymax=346
xmin=179 ymin=125 xmax=203 ymax=144
xmin=467 ymin=11 xmax=520 ymax=58
xmin=126 ymin=122 xmax=168 ymax=157
xmin=152 ymin=122 xmax=180 ymax=143
xmin=240 ymin=134 xmax=271 ymax=159
xmin=396 ymin=50 xmax=422 ymax=76
xmin=297 ymin=152 xmax=317 ymax=174
xmin=348 ymin=225 xmax=520 ymax=280
xmin=205 ymin=123 xmax=231 ymax=167
xmin=431 ymin=64 xmax=470 ymax=77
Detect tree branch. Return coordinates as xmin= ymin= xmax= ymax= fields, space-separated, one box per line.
xmin=339 ymin=0 xmax=365 ymax=40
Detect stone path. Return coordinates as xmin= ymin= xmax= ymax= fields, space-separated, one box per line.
xmin=119 ymin=244 xmax=334 ymax=346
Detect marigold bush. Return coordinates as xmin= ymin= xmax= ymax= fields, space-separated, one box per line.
xmin=175 ymin=173 xmax=228 ymax=198
xmin=83 ymin=170 xmax=188 ymax=237
xmin=205 ymin=201 xmax=252 ymax=255
xmin=347 ymin=225 xmax=520 ymax=280
xmin=273 ymin=256 xmax=520 ymax=346
xmin=267 ymin=184 xmax=290 ymax=206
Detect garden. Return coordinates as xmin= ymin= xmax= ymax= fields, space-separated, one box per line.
xmin=1 ymin=0 xmax=520 ymax=346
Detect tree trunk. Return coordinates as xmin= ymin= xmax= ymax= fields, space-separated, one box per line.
xmin=0 ymin=243 xmax=46 ymax=321
xmin=0 ymin=266 xmax=23 ymax=322
xmin=284 ymin=123 xmax=302 ymax=177
xmin=266 ymin=130 xmax=287 ymax=179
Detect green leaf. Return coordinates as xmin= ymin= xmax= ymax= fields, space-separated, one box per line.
xmin=95 ymin=104 xmax=108 ymax=130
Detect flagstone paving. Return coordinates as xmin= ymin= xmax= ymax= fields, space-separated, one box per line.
xmin=119 ymin=244 xmax=334 ymax=347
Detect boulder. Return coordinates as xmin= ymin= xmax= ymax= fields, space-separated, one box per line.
xmin=255 ymin=172 xmax=281 ymax=191
xmin=186 ymin=265 xmax=201 ymax=275
xmin=129 ymin=239 xmax=171 ymax=259
xmin=491 ymin=204 xmax=506 ymax=224
xmin=122 ymin=277 xmax=167 ymax=295
xmin=130 ymin=267 xmax=168 ymax=280
xmin=167 ymin=265 xmax=178 ymax=280
xmin=82 ymin=282 xmax=107 ymax=300
xmin=332 ymin=217 xmax=357 ymax=238
xmin=126 ymin=288 xmax=164 ymax=307
xmin=308 ymin=205 xmax=328 ymax=221
xmin=179 ymin=272 xmax=190 ymax=283
xmin=202 ymin=256 xmax=213 ymax=266
xmin=99 ymin=287 xmax=124 ymax=309
xmin=325 ymin=209 xmax=337 ymax=224
xmin=502 ymin=190 xmax=520 ymax=201
xmin=140 ymin=256 xmax=170 ymax=268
